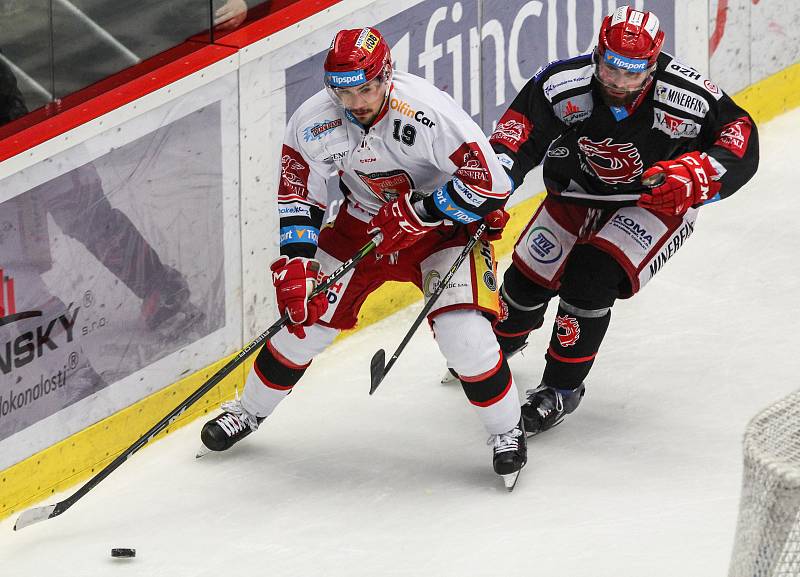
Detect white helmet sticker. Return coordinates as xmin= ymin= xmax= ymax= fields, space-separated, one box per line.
xmin=610 ymin=6 xmax=628 ymax=27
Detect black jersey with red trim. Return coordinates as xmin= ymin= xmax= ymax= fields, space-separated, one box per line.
xmin=490 ymin=52 xmax=759 ymax=207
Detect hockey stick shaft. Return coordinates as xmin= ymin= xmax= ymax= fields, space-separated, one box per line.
xmin=13 ymin=239 xmax=377 ymax=531
xmin=369 ymin=223 xmax=487 ymax=395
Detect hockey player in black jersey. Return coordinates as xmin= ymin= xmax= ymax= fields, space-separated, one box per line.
xmin=487 ymin=6 xmax=759 ymax=436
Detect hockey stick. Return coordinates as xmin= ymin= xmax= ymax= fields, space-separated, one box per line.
xmin=13 ymin=239 xmax=377 ymax=531
xmin=369 ymin=223 xmax=487 ymax=395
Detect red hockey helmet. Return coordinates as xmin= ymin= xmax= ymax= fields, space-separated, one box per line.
xmin=324 ymin=27 xmax=392 ymax=89
xmin=595 ymin=6 xmax=664 ymax=73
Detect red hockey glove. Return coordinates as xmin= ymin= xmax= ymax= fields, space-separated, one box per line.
xmin=367 ymin=191 xmax=442 ymax=256
xmin=270 ymin=256 xmax=329 ymax=338
xmin=638 ymin=151 xmax=721 ymax=217
xmin=468 ymin=209 xmax=510 ymax=241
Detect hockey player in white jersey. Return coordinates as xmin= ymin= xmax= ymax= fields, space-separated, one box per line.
xmin=201 ymin=27 xmax=526 ymax=487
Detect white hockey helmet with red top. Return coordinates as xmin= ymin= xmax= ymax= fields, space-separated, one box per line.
xmin=324 ymin=27 xmax=392 ymax=90
xmin=595 ymin=6 xmax=664 ymax=74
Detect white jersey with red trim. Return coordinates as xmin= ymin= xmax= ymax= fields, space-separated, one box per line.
xmin=277 ymin=70 xmax=511 ymax=257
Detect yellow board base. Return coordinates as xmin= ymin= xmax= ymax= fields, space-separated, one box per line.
xmin=0 ymin=356 xmax=249 ymax=520
xmin=733 ymin=61 xmax=800 ymax=124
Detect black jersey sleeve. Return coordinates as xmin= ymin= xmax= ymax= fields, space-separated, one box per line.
xmin=702 ymin=94 xmax=759 ymax=200
xmin=489 ymin=75 xmax=563 ymax=189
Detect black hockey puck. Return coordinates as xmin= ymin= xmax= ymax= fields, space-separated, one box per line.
xmin=111 ymin=548 xmax=136 ymax=558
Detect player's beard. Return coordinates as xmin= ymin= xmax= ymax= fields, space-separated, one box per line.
xmin=598 ymin=84 xmax=641 ymax=107
xmin=595 ymin=73 xmax=653 ymax=108
xmin=353 ymin=88 xmax=390 ymax=127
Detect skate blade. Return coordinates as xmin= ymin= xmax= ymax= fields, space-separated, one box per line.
xmin=440 ymin=369 xmax=458 ymax=384
xmin=502 ymin=471 xmax=520 ymax=492
xmin=195 ymin=445 xmax=213 ymax=459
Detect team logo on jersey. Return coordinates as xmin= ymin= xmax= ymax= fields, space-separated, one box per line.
xmin=715 ymin=116 xmax=752 ymax=159
xmin=490 ymin=110 xmax=532 ymax=153
xmin=547 ymin=146 xmax=570 ymax=158
xmin=278 ymin=146 xmax=310 ymax=201
xmin=526 ymin=226 xmax=563 ymax=264
xmin=355 ymin=169 xmax=415 ymax=203
xmin=652 ymin=109 xmax=701 ymax=139
xmin=555 ymin=315 xmax=580 ymax=347
xmin=302 ymin=119 xmax=342 ymax=142
xmin=577 ymin=137 xmax=643 ymax=185
xmin=449 ymin=142 xmax=494 ymax=194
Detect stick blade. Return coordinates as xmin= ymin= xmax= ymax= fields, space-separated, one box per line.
xmin=14 ymin=504 xmax=57 ymax=531
xmin=369 ymin=349 xmax=386 ymax=395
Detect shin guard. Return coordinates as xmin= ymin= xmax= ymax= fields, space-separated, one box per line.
xmin=494 ymin=265 xmax=556 ymax=355
xmin=241 ymin=341 xmax=310 ymax=418
xmin=460 ymin=353 xmax=521 ymax=435
xmin=542 ymin=300 xmax=611 ymax=390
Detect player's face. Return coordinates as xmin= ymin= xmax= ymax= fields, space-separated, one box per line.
xmin=595 ymin=60 xmax=650 ymax=106
xmin=329 ymin=77 xmax=388 ymax=125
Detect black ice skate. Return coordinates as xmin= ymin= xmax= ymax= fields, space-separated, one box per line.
xmin=521 ymin=383 xmax=585 ymax=437
xmin=489 ymin=419 xmax=527 ymax=491
xmin=197 ymin=399 xmax=264 ymax=457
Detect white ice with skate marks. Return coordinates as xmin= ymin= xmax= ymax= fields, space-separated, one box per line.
xmin=3 ymin=107 xmax=800 ymax=576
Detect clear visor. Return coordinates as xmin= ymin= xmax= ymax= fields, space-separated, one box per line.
xmin=325 ymin=66 xmax=391 ymax=110
xmin=593 ymin=53 xmax=654 ymax=94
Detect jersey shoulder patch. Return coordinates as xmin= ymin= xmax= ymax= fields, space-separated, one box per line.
xmin=538 ymin=56 xmax=594 ymax=103
xmin=652 ymin=78 xmax=711 ymax=118
xmin=552 ymin=93 xmax=593 ymax=125
xmin=291 ymin=91 xmax=348 ymax=162
xmin=661 ymin=55 xmax=724 ymax=101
